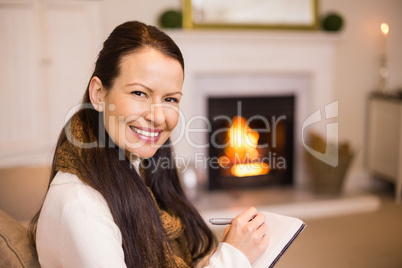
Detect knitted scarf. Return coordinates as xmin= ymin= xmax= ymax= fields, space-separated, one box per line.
xmin=54 ymin=115 xmax=192 ymax=267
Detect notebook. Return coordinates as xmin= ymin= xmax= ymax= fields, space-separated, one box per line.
xmin=252 ymin=211 xmax=306 ymax=267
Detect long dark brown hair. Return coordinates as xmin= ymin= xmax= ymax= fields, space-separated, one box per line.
xmin=29 ymin=21 xmax=216 ymax=267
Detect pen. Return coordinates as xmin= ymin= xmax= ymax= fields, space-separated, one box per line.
xmin=209 ymin=218 xmax=233 ymax=225
xmin=209 ymin=215 xmax=257 ymax=225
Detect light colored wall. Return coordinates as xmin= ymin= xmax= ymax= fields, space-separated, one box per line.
xmin=101 ymin=0 xmax=181 ymax=35
xmin=0 ymin=166 xmax=50 ymax=224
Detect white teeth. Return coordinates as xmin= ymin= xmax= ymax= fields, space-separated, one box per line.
xmin=131 ymin=126 xmax=159 ymax=138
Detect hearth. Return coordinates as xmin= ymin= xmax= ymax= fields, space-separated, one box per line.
xmin=208 ymin=96 xmax=295 ymax=190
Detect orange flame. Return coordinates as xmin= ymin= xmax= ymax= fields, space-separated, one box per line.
xmin=220 ymin=116 xmax=269 ymax=177
xmin=224 ymin=116 xmax=259 ymax=161
xmin=231 ymin=162 xmax=269 ymax=177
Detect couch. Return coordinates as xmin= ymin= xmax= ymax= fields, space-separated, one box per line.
xmin=0 ymin=209 xmax=40 ymax=267
xmin=0 ymin=166 xmax=49 ymax=268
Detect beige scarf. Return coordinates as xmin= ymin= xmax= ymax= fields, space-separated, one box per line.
xmin=54 ymin=115 xmax=192 ymax=267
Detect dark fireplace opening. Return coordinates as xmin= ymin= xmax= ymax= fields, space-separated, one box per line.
xmin=208 ymin=96 xmax=295 ymax=190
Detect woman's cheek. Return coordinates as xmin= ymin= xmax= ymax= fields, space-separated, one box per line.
xmin=165 ymin=106 xmax=180 ymax=130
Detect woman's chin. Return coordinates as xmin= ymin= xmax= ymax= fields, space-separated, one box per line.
xmin=125 ymin=148 xmax=158 ymax=160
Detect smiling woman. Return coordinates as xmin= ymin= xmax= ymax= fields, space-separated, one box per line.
xmin=89 ymin=48 xmax=184 ymax=159
xmin=28 ymin=21 xmax=269 ymax=268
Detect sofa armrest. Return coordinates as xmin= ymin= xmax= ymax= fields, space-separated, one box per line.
xmin=0 ymin=209 xmax=40 ymax=268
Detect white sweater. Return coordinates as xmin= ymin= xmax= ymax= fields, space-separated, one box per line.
xmin=36 ymin=171 xmax=251 ymax=268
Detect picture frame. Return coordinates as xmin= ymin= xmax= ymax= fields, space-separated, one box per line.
xmin=182 ymin=0 xmax=319 ymax=30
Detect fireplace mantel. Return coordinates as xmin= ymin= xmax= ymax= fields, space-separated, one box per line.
xmin=167 ymin=29 xmax=340 ymax=103
xmin=167 ymin=29 xmax=341 ymax=43
xmin=167 ymin=30 xmax=340 ymax=188
xmin=167 ymin=30 xmax=340 ymax=112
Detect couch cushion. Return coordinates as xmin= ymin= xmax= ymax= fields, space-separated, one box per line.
xmin=0 ymin=209 xmax=40 ymax=268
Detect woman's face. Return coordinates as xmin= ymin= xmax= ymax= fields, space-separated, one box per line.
xmin=99 ymin=48 xmax=183 ymax=159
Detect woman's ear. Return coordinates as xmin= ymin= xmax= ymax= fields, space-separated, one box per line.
xmin=89 ymin=76 xmax=105 ymax=112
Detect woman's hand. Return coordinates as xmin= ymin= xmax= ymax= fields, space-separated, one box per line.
xmin=221 ymin=207 xmax=270 ymax=264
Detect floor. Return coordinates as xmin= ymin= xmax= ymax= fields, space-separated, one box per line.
xmin=276 ymin=190 xmax=402 ymax=268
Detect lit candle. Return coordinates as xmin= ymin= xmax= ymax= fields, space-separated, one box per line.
xmin=379 ymin=23 xmax=389 ymax=92
xmin=381 ymin=23 xmax=389 ymax=55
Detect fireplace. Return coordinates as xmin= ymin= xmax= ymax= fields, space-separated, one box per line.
xmin=208 ymin=96 xmax=295 ymax=190
xmin=168 ymin=30 xmax=337 ymax=189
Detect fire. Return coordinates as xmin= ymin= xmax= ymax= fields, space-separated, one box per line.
xmin=231 ymin=162 xmax=269 ymax=177
xmin=219 ymin=116 xmax=269 ymax=177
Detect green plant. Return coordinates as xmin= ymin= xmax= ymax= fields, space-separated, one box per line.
xmin=321 ymin=12 xmax=344 ymax=32
xmin=158 ymin=10 xmax=182 ymax=29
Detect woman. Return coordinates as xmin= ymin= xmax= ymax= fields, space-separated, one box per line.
xmin=29 ymin=21 xmax=269 ymax=268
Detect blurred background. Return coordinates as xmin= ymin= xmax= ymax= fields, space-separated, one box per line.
xmin=0 ymin=0 xmax=401 ymax=267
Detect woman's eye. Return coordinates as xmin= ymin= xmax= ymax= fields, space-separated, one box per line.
xmin=165 ymin=97 xmax=179 ymax=103
xmin=132 ymin=91 xmax=146 ymax=97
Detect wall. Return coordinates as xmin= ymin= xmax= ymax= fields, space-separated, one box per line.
xmin=0 ymin=166 xmax=50 ymax=224
xmin=101 ymin=0 xmax=180 ymax=35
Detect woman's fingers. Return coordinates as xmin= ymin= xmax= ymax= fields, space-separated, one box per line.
xmin=232 ymin=207 xmax=258 ymax=225
xmin=231 ymin=208 xmax=266 ymax=236
xmin=221 ymin=207 xmax=270 ymax=264
xmin=247 ymin=215 xmax=268 ymax=245
xmin=254 ymin=222 xmax=268 ymax=239
xmin=248 ymin=213 xmax=266 ymax=230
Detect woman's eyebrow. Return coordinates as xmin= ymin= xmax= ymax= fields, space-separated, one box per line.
xmin=125 ymin=82 xmax=183 ymax=96
xmin=166 ymin=91 xmax=183 ymax=96
xmin=125 ymin=82 xmax=153 ymax=92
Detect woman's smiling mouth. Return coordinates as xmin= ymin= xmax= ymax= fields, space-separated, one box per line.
xmin=129 ymin=126 xmax=162 ymax=142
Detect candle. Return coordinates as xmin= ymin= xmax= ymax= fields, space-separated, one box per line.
xmin=381 ymin=23 xmax=389 ymax=55
xmin=379 ymin=23 xmax=389 ymax=92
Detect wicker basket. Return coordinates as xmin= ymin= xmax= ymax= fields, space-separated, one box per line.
xmin=305 ymin=152 xmax=353 ymax=195
xmin=305 ymin=133 xmax=354 ymax=195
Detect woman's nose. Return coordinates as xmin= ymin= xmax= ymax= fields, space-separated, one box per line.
xmin=144 ymin=103 xmax=165 ymax=126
